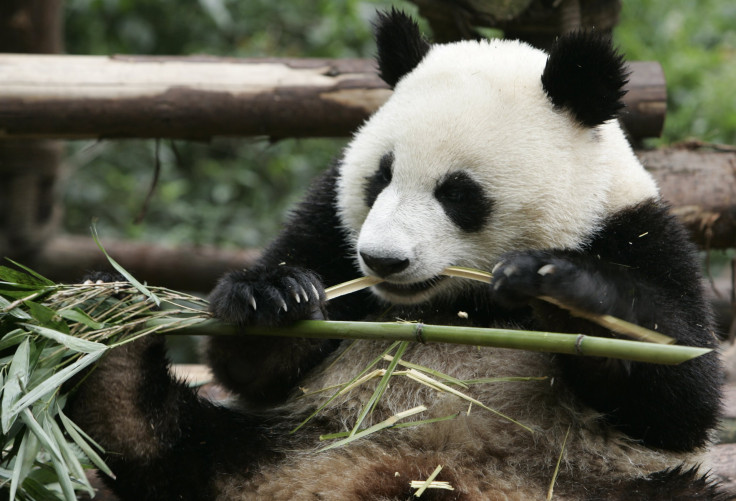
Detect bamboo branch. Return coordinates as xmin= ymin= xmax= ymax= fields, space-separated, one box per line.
xmin=175 ymin=319 xmax=711 ymax=366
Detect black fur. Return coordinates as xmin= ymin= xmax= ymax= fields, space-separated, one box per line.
xmin=491 ymin=201 xmax=722 ymax=450
xmin=363 ymin=151 xmax=394 ymax=207
xmin=541 ymin=30 xmax=629 ymax=127
xmin=434 ymin=171 xmax=494 ymax=232
xmin=374 ymin=8 xmax=431 ymax=88
xmin=587 ymin=465 xmax=733 ymax=501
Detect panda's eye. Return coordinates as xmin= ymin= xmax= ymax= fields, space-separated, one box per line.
xmin=363 ymin=152 xmax=394 ymax=208
xmin=435 ymin=171 xmax=493 ymax=233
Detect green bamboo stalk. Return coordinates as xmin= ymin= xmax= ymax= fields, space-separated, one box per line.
xmin=168 ymin=319 xmax=712 ymax=366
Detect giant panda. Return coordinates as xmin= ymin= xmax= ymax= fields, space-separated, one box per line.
xmin=69 ymin=9 xmax=727 ymax=501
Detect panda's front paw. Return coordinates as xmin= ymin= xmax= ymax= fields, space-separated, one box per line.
xmin=209 ymin=266 xmax=327 ymax=327
xmin=490 ymin=251 xmax=609 ymax=314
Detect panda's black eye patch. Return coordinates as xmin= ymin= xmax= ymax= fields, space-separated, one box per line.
xmin=364 ymin=152 xmax=394 ymax=207
xmin=435 ymin=171 xmax=493 ymax=232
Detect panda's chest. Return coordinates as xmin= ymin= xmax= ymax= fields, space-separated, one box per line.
xmin=296 ymin=340 xmax=560 ymax=436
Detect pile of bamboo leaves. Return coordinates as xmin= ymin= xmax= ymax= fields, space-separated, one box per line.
xmin=0 ymin=261 xmax=210 ymax=500
xmin=0 ymin=257 xmax=713 ymax=500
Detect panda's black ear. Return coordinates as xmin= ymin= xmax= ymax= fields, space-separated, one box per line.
xmin=374 ymin=8 xmax=431 ymax=88
xmin=541 ymin=31 xmax=629 ymax=127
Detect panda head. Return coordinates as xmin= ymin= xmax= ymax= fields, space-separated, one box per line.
xmin=336 ymin=9 xmax=658 ymax=305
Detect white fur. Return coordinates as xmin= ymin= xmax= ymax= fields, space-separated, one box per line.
xmin=336 ymin=38 xmax=658 ymax=304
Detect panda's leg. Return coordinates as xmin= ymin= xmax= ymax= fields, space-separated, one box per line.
xmin=67 ymin=335 xmax=281 ymax=500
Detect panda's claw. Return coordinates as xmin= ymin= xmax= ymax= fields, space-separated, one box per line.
xmin=273 ymin=290 xmax=288 ymax=313
xmin=294 ymin=284 xmax=309 ymax=303
xmin=310 ymin=283 xmax=320 ymax=302
xmin=249 ymin=296 xmax=257 ymax=311
xmin=537 ymin=264 xmax=557 ymax=276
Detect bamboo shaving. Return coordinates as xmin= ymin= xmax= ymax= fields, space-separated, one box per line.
xmin=441 ymin=266 xmax=492 ymax=283
xmin=539 ymin=295 xmax=674 ymax=345
xmin=412 ymin=465 xmax=450 ymax=497
xmin=409 ymin=481 xmax=454 ymax=492
xmin=324 ymin=276 xmax=383 ymax=300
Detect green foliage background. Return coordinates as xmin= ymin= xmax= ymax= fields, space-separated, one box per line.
xmin=61 ymin=0 xmax=736 ymax=249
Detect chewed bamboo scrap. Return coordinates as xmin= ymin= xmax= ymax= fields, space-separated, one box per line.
xmin=412 ymin=465 xmax=453 ymax=497
xmin=324 ymin=276 xmax=384 ymax=300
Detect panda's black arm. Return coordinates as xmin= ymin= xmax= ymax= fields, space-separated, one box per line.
xmin=492 ymin=200 xmax=722 ymax=451
xmin=207 ymin=162 xmax=377 ymax=401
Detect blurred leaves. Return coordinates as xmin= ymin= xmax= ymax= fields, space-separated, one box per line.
xmin=615 ymin=0 xmax=736 ymax=146
xmin=0 ymin=261 xmax=211 ymax=500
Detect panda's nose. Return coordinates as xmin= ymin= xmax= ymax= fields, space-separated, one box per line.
xmin=360 ymin=252 xmax=410 ymax=278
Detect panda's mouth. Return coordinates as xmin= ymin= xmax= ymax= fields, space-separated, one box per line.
xmin=374 ymin=276 xmax=447 ymax=297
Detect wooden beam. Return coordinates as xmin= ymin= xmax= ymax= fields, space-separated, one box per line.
xmin=30 ymin=234 xmax=259 ymax=292
xmin=0 ymin=55 xmax=664 ymax=140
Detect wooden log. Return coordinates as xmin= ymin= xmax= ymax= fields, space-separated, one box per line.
xmin=639 ymin=145 xmax=736 ymax=249
xmin=0 ymin=55 xmax=664 ymax=140
xmin=29 ymin=234 xmax=259 ymax=292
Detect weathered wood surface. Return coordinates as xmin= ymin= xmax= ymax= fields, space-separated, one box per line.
xmin=31 ymin=234 xmax=260 ymax=292
xmin=0 ymin=55 xmax=664 ymax=140
xmin=640 ymin=146 xmax=736 ymax=249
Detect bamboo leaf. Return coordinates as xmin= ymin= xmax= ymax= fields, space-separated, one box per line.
xmin=547 ymin=425 xmax=571 ymax=501
xmin=0 ymin=295 xmax=32 ymax=320
xmin=91 ymin=224 xmax=160 ymax=307
xmin=15 ymin=429 xmax=41 ymax=501
xmin=291 ymin=341 xmax=401 ymax=434
xmin=383 ymin=354 xmax=469 ymax=389
xmin=20 ymin=409 xmax=63 ymax=465
xmin=58 ymin=403 xmax=116 ymax=478
xmin=40 ymin=414 xmax=78 ymax=501
xmin=22 ymin=323 xmax=107 ymax=354
xmin=19 ymin=475 xmax=63 ymax=501
xmin=49 ymin=415 xmax=94 ymax=498
xmin=26 ymin=301 xmax=69 ymax=333
xmin=0 ymin=329 xmax=27 ymax=352
xmin=319 ymin=405 xmax=427 ymax=452
xmin=403 ymin=368 xmax=534 ymax=433
xmin=9 ymin=430 xmax=29 ymax=501
xmin=0 ymin=266 xmax=47 ymax=287
xmin=58 ymin=308 xmax=107 ymax=330
xmin=4 ymin=258 xmax=55 ymax=286
xmin=10 ymin=350 xmax=105 ymax=420
xmin=2 ymin=339 xmax=30 ymax=433
xmin=350 ymin=341 xmax=408 ymax=436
